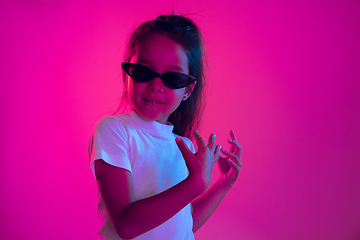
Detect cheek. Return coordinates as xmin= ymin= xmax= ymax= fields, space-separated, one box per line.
xmin=127 ymin=81 xmax=140 ymax=103
xmin=170 ymin=89 xmax=186 ymax=104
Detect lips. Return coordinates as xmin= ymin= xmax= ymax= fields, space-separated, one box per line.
xmin=142 ymin=97 xmax=165 ymax=104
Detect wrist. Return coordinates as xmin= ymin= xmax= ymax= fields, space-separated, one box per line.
xmin=220 ymin=175 xmax=234 ymax=189
xmin=185 ymin=174 xmax=209 ymax=196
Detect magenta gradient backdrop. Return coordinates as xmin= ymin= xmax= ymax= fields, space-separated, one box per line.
xmin=1 ymin=0 xmax=359 ymax=239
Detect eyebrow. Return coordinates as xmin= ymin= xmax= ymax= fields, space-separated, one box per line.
xmin=136 ymin=59 xmax=185 ymax=72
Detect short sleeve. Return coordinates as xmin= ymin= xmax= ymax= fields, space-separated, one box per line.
xmin=89 ymin=117 xmax=132 ymax=178
xmin=177 ymin=135 xmax=195 ymax=154
xmin=185 ymin=138 xmax=195 ymax=154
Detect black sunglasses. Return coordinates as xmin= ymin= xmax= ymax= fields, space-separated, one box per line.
xmin=122 ymin=62 xmax=196 ymax=89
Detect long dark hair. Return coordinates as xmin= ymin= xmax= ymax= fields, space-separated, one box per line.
xmin=120 ymin=13 xmax=206 ymax=138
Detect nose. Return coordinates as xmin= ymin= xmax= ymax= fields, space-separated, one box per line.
xmin=148 ymin=77 xmax=164 ymax=92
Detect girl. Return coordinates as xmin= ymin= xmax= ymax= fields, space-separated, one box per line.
xmin=89 ymin=14 xmax=242 ymax=240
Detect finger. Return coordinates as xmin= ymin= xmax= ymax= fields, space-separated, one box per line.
xmin=175 ymin=137 xmax=193 ymax=160
xmin=228 ymin=139 xmax=241 ymax=157
xmin=221 ymin=148 xmax=240 ymax=166
xmin=229 ymin=130 xmax=241 ymax=156
xmin=230 ymin=131 xmax=235 ymax=153
xmin=229 ymin=130 xmax=237 ymax=153
xmin=230 ymin=130 xmax=237 ymax=142
xmin=213 ymin=145 xmax=221 ymax=163
xmin=227 ymin=157 xmax=241 ymax=170
xmin=207 ymin=133 xmax=216 ymax=152
xmin=194 ymin=130 xmax=207 ymax=150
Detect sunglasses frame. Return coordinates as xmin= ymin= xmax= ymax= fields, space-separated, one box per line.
xmin=122 ymin=62 xmax=197 ymax=89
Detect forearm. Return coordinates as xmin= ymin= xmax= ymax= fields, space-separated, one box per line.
xmin=115 ymin=176 xmax=204 ymax=239
xmin=191 ymin=178 xmax=233 ymax=232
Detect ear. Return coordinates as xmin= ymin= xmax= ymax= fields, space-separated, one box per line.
xmin=182 ymin=81 xmax=197 ymax=101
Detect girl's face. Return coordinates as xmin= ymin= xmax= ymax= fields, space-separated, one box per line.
xmin=127 ymin=33 xmax=195 ymax=124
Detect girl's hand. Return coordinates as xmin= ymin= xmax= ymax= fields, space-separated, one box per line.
xmin=176 ymin=131 xmax=221 ymax=194
xmin=218 ymin=130 xmax=242 ymax=187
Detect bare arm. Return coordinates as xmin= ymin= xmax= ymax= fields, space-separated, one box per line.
xmin=191 ymin=179 xmax=232 ymax=232
xmin=96 ymin=160 xmax=202 ymax=239
xmin=191 ymin=130 xmax=242 ymax=232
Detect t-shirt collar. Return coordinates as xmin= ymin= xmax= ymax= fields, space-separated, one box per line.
xmin=127 ymin=110 xmax=175 ymax=136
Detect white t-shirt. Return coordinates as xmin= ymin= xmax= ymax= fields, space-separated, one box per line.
xmin=89 ymin=111 xmax=195 ymax=240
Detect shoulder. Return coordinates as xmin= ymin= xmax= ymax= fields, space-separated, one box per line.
xmin=89 ymin=115 xmax=132 ymax=163
xmin=91 ymin=115 xmax=132 ymax=142
xmin=95 ymin=115 xmax=129 ymax=132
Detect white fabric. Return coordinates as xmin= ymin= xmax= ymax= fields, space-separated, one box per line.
xmin=89 ymin=111 xmax=195 ymax=240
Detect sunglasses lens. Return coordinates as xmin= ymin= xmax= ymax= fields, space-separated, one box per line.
xmin=126 ymin=64 xmax=154 ymax=82
xmin=163 ymin=73 xmax=192 ymax=89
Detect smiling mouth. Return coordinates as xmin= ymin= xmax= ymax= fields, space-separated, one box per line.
xmin=142 ymin=98 xmax=165 ymax=104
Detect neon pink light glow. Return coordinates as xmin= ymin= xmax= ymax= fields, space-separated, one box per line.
xmin=1 ymin=0 xmax=359 ymax=239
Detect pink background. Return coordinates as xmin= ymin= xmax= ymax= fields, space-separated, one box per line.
xmin=1 ymin=0 xmax=359 ymax=239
